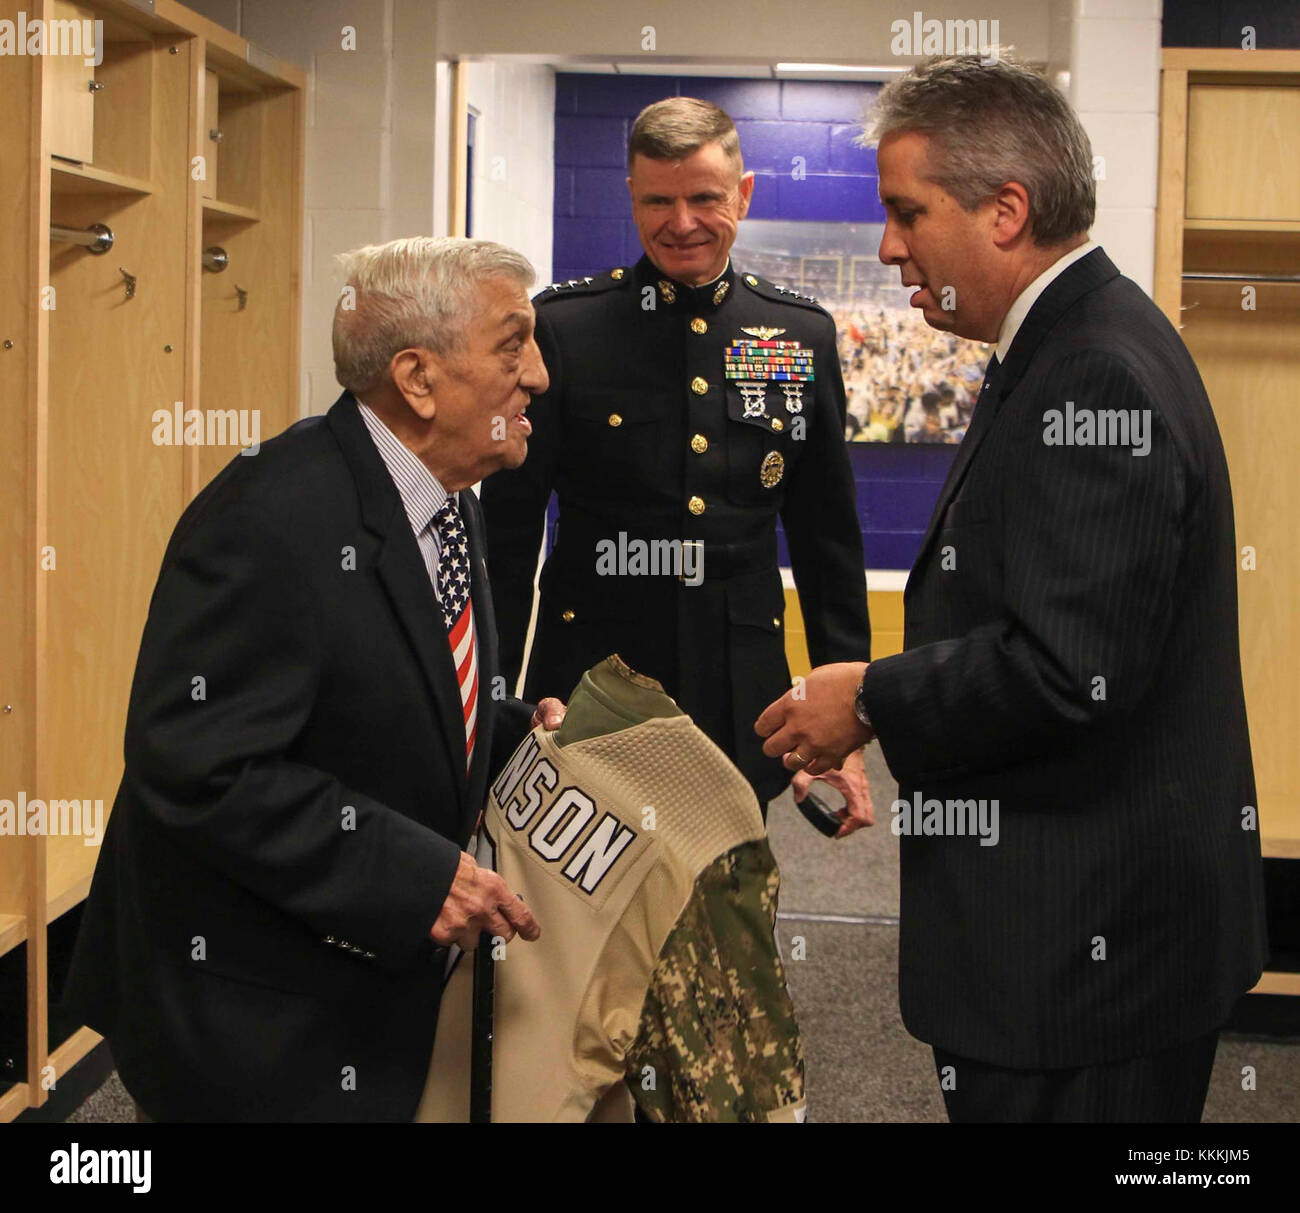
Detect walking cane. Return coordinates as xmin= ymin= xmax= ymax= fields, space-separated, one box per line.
xmin=470 ymin=929 xmax=494 ymax=1123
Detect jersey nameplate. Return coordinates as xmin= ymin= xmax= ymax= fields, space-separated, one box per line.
xmin=490 ymin=734 xmax=643 ymax=904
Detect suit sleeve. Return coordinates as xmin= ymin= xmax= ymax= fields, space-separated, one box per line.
xmin=481 ymin=304 xmax=564 ymax=691
xmin=123 ymin=501 xmax=462 ymax=974
xmin=780 ymin=314 xmax=870 ymax=665
xmin=491 ymin=696 xmax=538 ymax=776
xmin=861 ymin=352 xmax=1187 ymax=784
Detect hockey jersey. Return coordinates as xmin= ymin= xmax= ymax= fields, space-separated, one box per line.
xmin=417 ymin=656 xmax=805 ymax=1122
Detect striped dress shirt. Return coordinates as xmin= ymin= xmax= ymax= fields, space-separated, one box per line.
xmin=357 ymin=402 xmax=478 ymax=765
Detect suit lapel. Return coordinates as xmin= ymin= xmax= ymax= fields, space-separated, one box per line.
xmin=910 ymin=356 xmax=1003 ymax=578
xmin=327 ymin=393 xmax=469 ymax=803
xmin=910 ymin=249 xmax=1122 ymax=581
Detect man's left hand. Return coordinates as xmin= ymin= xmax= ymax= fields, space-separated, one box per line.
xmin=531 ymin=697 xmax=566 ymax=730
xmin=756 ymin=661 xmax=870 ymax=777
xmin=792 ymin=745 xmax=874 ymax=838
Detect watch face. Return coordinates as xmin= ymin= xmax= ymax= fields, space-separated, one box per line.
xmin=853 ymin=683 xmax=872 ymax=729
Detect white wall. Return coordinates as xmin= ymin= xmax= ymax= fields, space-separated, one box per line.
xmin=438 ymin=0 xmax=1053 ymax=63
xmin=183 ymin=0 xmax=449 ymax=417
xmin=1055 ymin=0 xmax=1163 ymax=293
xmin=181 ymin=0 xmax=1164 ymax=416
xmin=465 ymin=62 xmax=555 ymax=287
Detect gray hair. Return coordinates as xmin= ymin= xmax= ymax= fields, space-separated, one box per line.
xmin=332 ymin=236 xmax=535 ymax=393
xmin=628 ymin=97 xmax=743 ymax=175
xmin=861 ymin=54 xmax=1095 ymax=246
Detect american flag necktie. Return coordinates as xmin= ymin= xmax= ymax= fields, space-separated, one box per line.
xmin=431 ymin=496 xmax=477 ymax=773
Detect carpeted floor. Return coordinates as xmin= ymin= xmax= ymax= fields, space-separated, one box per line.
xmin=67 ymin=745 xmax=1298 ymax=1123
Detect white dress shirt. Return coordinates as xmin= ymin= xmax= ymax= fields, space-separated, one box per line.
xmin=357 ymin=400 xmax=453 ymax=602
xmin=996 ymin=240 xmax=1097 ymax=363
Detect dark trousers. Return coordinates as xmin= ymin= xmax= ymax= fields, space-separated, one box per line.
xmin=933 ymin=1030 xmax=1220 ymax=1123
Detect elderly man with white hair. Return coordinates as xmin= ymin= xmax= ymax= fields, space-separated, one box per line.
xmin=65 ymin=236 xmax=561 ymax=1122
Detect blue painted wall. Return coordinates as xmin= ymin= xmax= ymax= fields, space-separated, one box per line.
xmin=550 ymin=72 xmax=956 ymax=571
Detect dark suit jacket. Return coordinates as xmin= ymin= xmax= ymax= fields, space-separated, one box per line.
xmin=861 ymin=249 xmax=1268 ymax=1069
xmin=63 ymin=391 xmax=533 ymax=1121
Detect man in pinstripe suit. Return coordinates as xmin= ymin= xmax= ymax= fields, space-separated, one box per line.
xmin=756 ymin=56 xmax=1267 ymax=1122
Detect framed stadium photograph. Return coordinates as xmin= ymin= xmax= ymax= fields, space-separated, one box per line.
xmin=733 ymin=219 xmax=995 ymax=443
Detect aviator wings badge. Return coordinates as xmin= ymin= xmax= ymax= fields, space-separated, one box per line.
xmin=741 ymin=326 xmax=786 ymax=340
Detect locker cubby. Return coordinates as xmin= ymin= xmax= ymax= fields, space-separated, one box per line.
xmin=1 ymin=0 xmax=304 ymax=1120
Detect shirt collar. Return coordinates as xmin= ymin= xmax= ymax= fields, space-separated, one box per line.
xmin=356 ymin=400 xmax=450 ymax=537
xmin=996 ymin=240 xmax=1097 ymax=363
xmin=635 ymin=255 xmax=736 ymax=310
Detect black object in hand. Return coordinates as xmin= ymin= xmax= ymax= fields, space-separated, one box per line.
xmin=796 ymin=781 xmax=846 ymax=837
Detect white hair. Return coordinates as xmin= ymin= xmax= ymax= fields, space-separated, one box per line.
xmin=332 ymin=236 xmax=535 ymax=393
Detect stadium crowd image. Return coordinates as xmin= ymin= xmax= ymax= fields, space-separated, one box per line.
xmin=2 ymin=0 xmax=1298 ymax=1185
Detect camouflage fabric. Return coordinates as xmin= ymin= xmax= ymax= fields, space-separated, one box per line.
xmin=626 ymin=838 xmax=805 ymax=1122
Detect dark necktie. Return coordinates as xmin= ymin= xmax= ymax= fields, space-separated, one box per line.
xmin=963 ymin=353 xmax=1002 ymax=441
xmin=978 ymin=353 xmax=1002 ymax=407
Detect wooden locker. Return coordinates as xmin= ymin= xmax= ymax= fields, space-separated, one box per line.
xmin=203 ymin=69 xmax=219 ymax=200
xmin=46 ymin=0 xmax=98 ymax=162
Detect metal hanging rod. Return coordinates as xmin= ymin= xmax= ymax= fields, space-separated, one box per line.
xmin=50 ymin=222 xmax=114 ymax=255
xmin=1182 ymin=271 xmax=1300 ymax=283
xmin=202 ymin=246 xmax=229 ymax=273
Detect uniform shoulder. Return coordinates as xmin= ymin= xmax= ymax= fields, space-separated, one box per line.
xmin=736 ymin=270 xmax=830 ymax=318
xmin=533 ymin=266 xmax=634 ymax=308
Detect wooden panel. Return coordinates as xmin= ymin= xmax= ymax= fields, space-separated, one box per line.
xmin=202 ymin=69 xmax=219 ymax=200
xmin=50 ymin=158 xmax=151 ymax=197
xmin=1180 ymin=283 xmax=1300 ymax=845
xmin=450 ymin=61 xmax=469 ymax=238
xmin=46 ymin=1 xmax=97 ymax=162
xmin=782 ymin=590 xmax=899 ymax=680
xmin=1164 ymin=47 xmax=1300 ymax=76
xmin=1186 ymin=85 xmax=1300 ymax=222
xmin=47 ymin=1024 xmax=102 ymax=1084
xmin=0 ymin=0 xmax=40 ymax=926
xmin=1185 ymin=218 xmax=1300 ymax=233
xmin=92 ymin=38 xmax=152 ymax=180
xmin=1153 ymin=70 xmax=1187 ymax=326
xmin=0 ymin=915 xmax=26 ymax=960
xmin=1250 ymin=972 xmax=1300 ymax=997
xmin=0 ymin=1083 xmax=29 ymax=1124
xmin=213 ymin=84 xmax=262 ymax=209
xmin=43 ymin=35 xmax=190 ymax=909
xmin=197 ymin=83 xmax=302 ymax=491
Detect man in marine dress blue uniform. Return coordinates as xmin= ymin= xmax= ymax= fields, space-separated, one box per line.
xmin=482 ymin=97 xmax=874 ymax=826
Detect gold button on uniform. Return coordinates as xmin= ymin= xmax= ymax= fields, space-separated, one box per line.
xmin=772 ymin=617 xmax=781 ymax=628
xmin=690 ymin=376 xmax=708 ymax=396
xmin=561 ymin=609 xmax=575 ymax=622
xmin=690 ymin=433 xmax=708 ymax=454
xmin=608 ymin=413 xmax=623 ymax=427
xmin=690 ymin=317 xmax=707 ymax=334
xmin=688 ymin=496 xmax=705 ymax=516
xmin=610 ymin=267 xmax=625 ymax=280
xmin=745 ymin=274 xmax=758 ymax=286
xmin=771 ymin=417 xmax=784 ymax=432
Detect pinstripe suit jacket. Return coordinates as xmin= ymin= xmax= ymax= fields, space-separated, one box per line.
xmin=861 ymin=248 xmax=1268 ymax=1070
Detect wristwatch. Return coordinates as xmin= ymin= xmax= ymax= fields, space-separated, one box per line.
xmin=852 ymin=674 xmax=875 ymax=739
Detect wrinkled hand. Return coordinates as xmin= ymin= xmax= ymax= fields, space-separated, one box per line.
xmin=430 ymin=851 xmax=540 ymax=950
xmin=530 ymin=697 xmax=566 ymax=730
xmin=756 ymin=661 xmax=872 ymax=777
xmin=792 ymin=745 xmax=874 ymax=839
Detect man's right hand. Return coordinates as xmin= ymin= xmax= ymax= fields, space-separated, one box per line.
xmin=430 ymin=851 xmax=541 ymax=950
